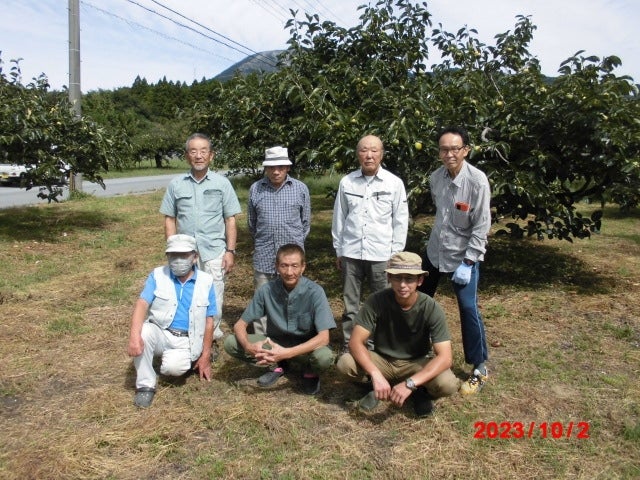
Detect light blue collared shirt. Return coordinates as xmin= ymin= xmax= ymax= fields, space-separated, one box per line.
xmin=160 ymin=170 xmax=241 ymax=262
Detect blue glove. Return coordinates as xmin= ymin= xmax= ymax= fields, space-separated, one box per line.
xmin=452 ymin=262 xmax=472 ymax=285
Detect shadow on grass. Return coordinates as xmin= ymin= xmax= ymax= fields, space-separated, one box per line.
xmin=0 ymin=205 xmax=118 ymax=243
xmin=312 ymin=220 xmax=618 ymax=297
xmin=480 ymin=236 xmax=616 ymax=295
xmin=405 ymin=228 xmax=620 ymax=296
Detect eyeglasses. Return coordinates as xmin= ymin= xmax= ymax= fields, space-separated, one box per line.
xmin=438 ymin=146 xmax=467 ymax=156
xmin=187 ymin=149 xmax=211 ymax=157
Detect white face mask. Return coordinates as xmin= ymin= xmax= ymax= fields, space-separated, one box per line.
xmin=168 ymin=255 xmax=194 ymax=277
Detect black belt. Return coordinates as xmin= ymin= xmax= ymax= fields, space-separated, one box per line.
xmin=166 ymin=327 xmax=189 ymax=337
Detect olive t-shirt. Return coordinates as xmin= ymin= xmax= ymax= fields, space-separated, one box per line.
xmin=355 ymin=289 xmax=450 ymax=359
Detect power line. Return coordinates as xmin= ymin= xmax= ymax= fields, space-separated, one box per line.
xmin=266 ymin=0 xmax=294 ymax=18
xmin=300 ymin=0 xmax=349 ymax=26
xmin=123 ymin=0 xmax=279 ymax=68
xmin=81 ymin=1 xmax=237 ymax=65
xmin=83 ymin=0 xmax=358 ymax=77
xmin=251 ymin=0 xmax=283 ymax=22
xmin=147 ymin=0 xmax=274 ymax=61
xmin=314 ymin=1 xmax=349 ymax=26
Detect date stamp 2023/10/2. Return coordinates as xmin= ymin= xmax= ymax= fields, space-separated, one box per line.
xmin=474 ymin=421 xmax=590 ymax=440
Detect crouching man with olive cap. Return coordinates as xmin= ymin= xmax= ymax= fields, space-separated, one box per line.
xmin=336 ymin=252 xmax=459 ymax=416
xmin=127 ymin=234 xmax=217 ymax=408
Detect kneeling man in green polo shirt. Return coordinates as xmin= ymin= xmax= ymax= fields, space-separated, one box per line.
xmin=224 ymin=243 xmax=336 ymax=395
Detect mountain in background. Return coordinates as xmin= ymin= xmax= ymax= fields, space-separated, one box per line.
xmin=214 ymin=50 xmax=285 ymax=82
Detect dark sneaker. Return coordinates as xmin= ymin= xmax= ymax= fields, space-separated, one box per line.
xmin=459 ymin=368 xmax=488 ymax=395
xmin=301 ymin=374 xmax=321 ymax=395
xmin=134 ymin=387 xmax=156 ymax=408
xmin=257 ymin=367 xmax=284 ymax=387
xmin=357 ymin=391 xmax=379 ymax=411
xmin=412 ymin=387 xmax=434 ymax=417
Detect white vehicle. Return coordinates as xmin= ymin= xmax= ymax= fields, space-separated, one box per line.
xmin=0 ymin=164 xmax=27 ymax=185
xmin=0 ymin=162 xmax=70 ymax=186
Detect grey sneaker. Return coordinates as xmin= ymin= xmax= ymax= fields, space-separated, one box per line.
xmin=357 ymin=391 xmax=379 ymax=411
xmin=134 ymin=387 xmax=155 ymax=408
xmin=257 ymin=367 xmax=284 ymax=387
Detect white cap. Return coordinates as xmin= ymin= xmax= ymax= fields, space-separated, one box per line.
xmin=263 ymin=146 xmax=292 ymax=167
xmin=165 ymin=234 xmax=197 ymax=253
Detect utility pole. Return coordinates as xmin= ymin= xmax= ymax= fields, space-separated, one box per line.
xmin=68 ymin=0 xmax=82 ymax=191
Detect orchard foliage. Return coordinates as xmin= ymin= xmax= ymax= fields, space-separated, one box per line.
xmin=2 ymin=0 xmax=638 ymax=237
xmin=0 ymin=57 xmax=127 ymax=202
xmin=190 ymin=0 xmax=640 ymax=240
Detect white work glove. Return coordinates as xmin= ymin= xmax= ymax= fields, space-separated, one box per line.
xmin=452 ymin=262 xmax=472 ymax=285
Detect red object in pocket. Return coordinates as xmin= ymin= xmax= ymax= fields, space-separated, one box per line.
xmin=455 ymin=201 xmax=470 ymax=212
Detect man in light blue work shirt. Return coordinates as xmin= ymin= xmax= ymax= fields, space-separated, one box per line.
xmin=331 ymin=134 xmax=409 ymax=352
xmin=160 ymin=133 xmax=241 ymax=345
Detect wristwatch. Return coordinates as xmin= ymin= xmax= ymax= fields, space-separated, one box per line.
xmin=225 ymin=248 xmax=236 ymax=255
xmin=405 ymin=378 xmax=417 ymax=391
xmin=463 ymin=258 xmax=475 ymax=266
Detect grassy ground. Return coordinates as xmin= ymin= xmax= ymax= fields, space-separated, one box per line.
xmin=0 ymin=178 xmax=638 ymax=479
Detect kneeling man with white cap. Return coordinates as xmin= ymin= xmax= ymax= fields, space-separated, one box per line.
xmin=127 ymin=234 xmax=217 ymax=408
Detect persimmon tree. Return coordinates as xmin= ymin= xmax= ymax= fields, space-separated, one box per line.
xmin=190 ymin=0 xmax=640 ymax=240
xmin=0 ymin=57 xmax=126 ymax=202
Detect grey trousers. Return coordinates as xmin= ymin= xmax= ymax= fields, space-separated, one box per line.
xmin=340 ymin=257 xmax=388 ymax=345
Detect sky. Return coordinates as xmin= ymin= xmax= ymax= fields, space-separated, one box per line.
xmin=1 ymin=0 xmax=638 ymax=92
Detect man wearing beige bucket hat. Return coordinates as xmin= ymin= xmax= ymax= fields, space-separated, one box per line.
xmin=336 ymin=251 xmax=459 ymax=417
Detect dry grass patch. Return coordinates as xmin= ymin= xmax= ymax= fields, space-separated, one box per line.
xmin=0 ymin=190 xmax=639 ymax=479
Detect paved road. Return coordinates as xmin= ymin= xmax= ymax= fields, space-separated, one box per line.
xmin=0 ymin=174 xmax=176 ymax=209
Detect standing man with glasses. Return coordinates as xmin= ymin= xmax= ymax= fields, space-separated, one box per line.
xmin=160 ymin=133 xmax=242 ymax=352
xmin=332 ymin=135 xmax=409 ymax=353
xmin=247 ymin=146 xmax=311 ymax=335
xmin=419 ymin=126 xmax=492 ymax=395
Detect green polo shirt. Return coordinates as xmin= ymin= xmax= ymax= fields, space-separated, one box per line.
xmin=160 ymin=171 xmax=241 ymax=262
xmin=241 ymin=276 xmax=336 ymax=347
